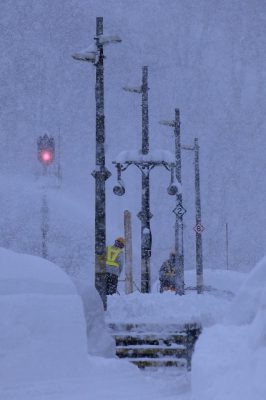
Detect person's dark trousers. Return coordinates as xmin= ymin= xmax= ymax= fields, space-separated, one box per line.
xmin=106 ymin=273 xmax=118 ymax=295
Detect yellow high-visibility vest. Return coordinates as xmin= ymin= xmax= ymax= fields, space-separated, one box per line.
xmin=106 ymin=246 xmax=122 ymax=267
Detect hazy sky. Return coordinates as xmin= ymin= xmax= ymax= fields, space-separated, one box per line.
xmin=1 ymin=0 xmax=266 ymax=280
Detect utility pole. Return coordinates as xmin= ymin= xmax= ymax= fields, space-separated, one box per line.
xmin=113 ymin=66 xmax=175 ymax=293
xmin=160 ymin=111 xmax=204 ymax=294
xmin=181 ymin=139 xmax=204 ymax=293
xmin=92 ymin=17 xmax=110 ymax=310
xmin=194 ymin=138 xmax=203 ymax=293
xmin=139 ymin=66 xmax=152 ymax=293
xmin=72 ymin=17 xmax=121 ymax=310
xmin=159 ymin=109 xmax=186 ymax=295
xmin=122 ymin=66 xmax=152 ymax=293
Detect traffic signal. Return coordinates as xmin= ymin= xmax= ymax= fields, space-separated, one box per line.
xmin=37 ymin=134 xmax=55 ymax=165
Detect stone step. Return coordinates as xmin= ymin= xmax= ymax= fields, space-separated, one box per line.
xmin=109 ymin=322 xmax=200 ymax=334
xmin=109 ymin=322 xmax=201 ymax=370
xmin=130 ymin=358 xmax=187 ymax=369
xmin=116 ymin=346 xmax=187 ymax=359
xmin=113 ymin=333 xmax=187 ymax=347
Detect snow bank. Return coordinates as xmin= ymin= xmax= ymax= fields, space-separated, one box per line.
xmin=0 ymin=247 xmax=114 ymax=384
xmin=106 ymin=291 xmax=227 ymax=326
xmin=0 ymin=248 xmax=185 ymax=400
xmin=74 ymin=280 xmax=115 ymax=357
xmin=191 ymin=258 xmax=266 ymax=400
xmin=106 ymin=269 xmax=245 ymax=327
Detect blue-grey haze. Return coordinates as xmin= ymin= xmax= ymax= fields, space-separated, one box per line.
xmin=1 ymin=0 xmax=265 ymax=284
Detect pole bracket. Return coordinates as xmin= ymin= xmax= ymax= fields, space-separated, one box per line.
xmin=91 ymin=168 xmax=111 ymax=180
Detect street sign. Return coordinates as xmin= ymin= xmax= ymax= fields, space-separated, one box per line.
xmin=194 ymin=224 xmax=205 ymax=234
xmin=173 ymin=203 xmax=187 ymax=218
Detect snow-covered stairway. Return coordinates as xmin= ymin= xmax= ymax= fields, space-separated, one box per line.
xmin=109 ymin=322 xmax=201 ymax=370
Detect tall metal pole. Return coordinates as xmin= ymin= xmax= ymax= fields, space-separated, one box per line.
xmin=194 ymin=138 xmax=203 ymax=293
xmin=174 ymin=109 xmax=185 ymax=295
xmin=159 ymin=109 xmax=186 ymax=295
xmin=139 ymin=66 xmax=152 ymax=293
xmin=118 ymin=66 xmax=173 ymax=293
xmin=142 ymin=66 xmax=149 ymax=155
xmin=72 ymin=17 xmax=121 ymax=309
xmin=91 ymin=17 xmax=111 ymax=310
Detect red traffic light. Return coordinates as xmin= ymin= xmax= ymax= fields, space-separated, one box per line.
xmin=40 ymin=150 xmax=53 ymax=164
xmin=37 ymin=134 xmax=55 ymax=166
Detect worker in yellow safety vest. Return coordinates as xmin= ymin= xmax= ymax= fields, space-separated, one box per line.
xmin=106 ymin=237 xmax=125 ymax=295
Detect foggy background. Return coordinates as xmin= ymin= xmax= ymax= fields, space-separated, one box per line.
xmin=1 ymin=0 xmax=266 ymax=286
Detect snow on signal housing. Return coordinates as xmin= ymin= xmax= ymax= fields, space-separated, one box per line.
xmin=37 ymin=134 xmax=55 ymax=166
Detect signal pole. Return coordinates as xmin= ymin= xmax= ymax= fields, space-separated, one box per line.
xmin=182 ymin=138 xmax=204 ymax=293
xmin=72 ymin=17 xmax=121 ymax=309
xmin=160 ymin=112 xmax=204 ymax=294
xmin=37 ymin=134 xmax=55 ymax=260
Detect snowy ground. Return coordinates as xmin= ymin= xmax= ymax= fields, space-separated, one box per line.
xmin=0 ymin=247 xmax=190 ymax=400
xmin=1 ymin=247 xmax=265 ymax=399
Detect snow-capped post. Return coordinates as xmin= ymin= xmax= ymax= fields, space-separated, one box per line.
xmin=159 ymin=109 xmax=186 ymax=295
xmin=124 ymin=210 xmax=133 ymax=294
xmin=72 ymin=17 xmax=121 ymax=310
xmin=113 ymin=67 xmax=175 ymax=293
xmin=194 ymin=138 xmax=203 ymax=293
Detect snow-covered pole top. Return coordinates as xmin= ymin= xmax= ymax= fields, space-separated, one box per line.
xmin=159 ymin=108 xmax=182 ymax=182
xmin=123 ymin=66 xmax=150 ymax=155
xmin=71 ymin=16 xmax=121 ymax=64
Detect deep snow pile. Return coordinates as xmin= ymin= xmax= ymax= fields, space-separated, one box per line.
xmin=107 ymin=268 xmax=246 ymax=326
xmin=191 ymin=257 xmax=266 ymax=400
xmin=0 ymin=247 xmax=188 ymax=400
xmin=0 ymin=247 xmax=88 ymax=383
xmin=0 ymin=247 xmax=114 ymax=384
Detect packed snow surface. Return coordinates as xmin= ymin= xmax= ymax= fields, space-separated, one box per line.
xmin=107 ymin=269 xmax=246 ymax=326
xmin=191 ymin=257 xmax=266 ymax=400
xmin=1 ymin=247 xmax=265 ymax=400
xmin=0 ymin=247 xmax=188 ymax=399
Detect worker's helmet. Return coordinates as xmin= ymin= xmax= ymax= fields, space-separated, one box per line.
xmin=115 ymin=237 xmax=125 ymax=248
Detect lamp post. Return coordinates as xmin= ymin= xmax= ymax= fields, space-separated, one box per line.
xmin=113 ymin=66 xmax=176 ymax=293
xmin=72 ymin=17 xmax=121 ymax=309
